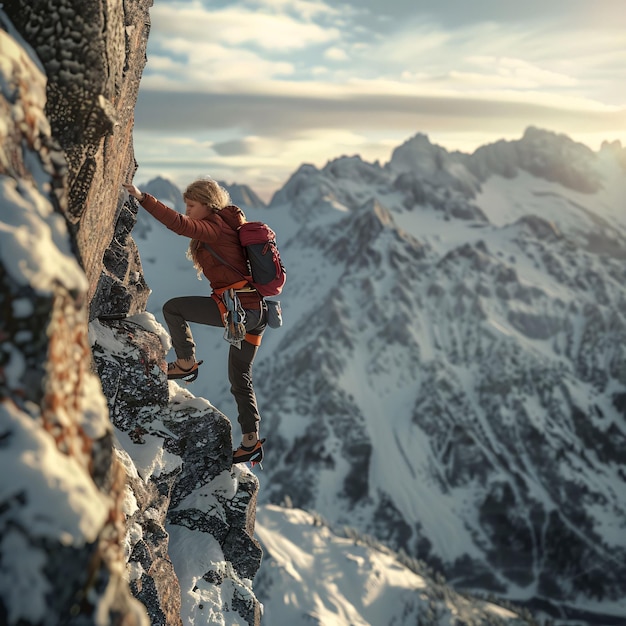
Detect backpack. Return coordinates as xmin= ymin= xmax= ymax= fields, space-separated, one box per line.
xmin=238 ymin=222 xmax=286 ymax=297
xmin=204 ymin=221 xmax=286 ymax=297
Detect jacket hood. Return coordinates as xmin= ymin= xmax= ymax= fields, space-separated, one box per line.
xmin=220 ymin=205 xmax=246 ymax=231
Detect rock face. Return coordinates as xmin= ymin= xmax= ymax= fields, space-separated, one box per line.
xmin=5 ymin=0 xmax=152 ymax=314
xmin=0 ymin=12 xmax=148 ymax=625
xmin=1 ymin=4 xmax=262 ymax=625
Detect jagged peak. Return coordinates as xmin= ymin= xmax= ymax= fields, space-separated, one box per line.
xmin=276 ymin=163 xmax=320 ymax=192
xmin=385 ymin=134 xmax=481 ymax=206
xmin=270 ymin=160 xmax=388 ymax=222
xmin=386 ymin=132 xmax=454 ymax=177
xmin=392 ymin=132 xmax=438 ymax=152
xmin=357 ymin=197 xmax=395 ymax=227
xmin=599 ymin=138 xmax=626 ymax=170
xmin=269 ymin=163 xmax=327 ymax=212
xmin=322 ymin=153 xmax=386 ymax=180
xmin=468 ymin=126 xmax=602 ymax=192
xmin=147 ymin=174 xmax=174 ymax=186
xmin=332 ymin=197 xmax=399 ymax=243
xmin=143 ymin=176 xmax=185 ymax=211
xmin=303 ymin=197 xmax=424 ymax=271
xmin=217 ymin=180 xmax=267 ymax=209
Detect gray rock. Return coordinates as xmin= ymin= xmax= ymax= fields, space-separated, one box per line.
xmin=1 ymin=3 xmax=263 ymax=624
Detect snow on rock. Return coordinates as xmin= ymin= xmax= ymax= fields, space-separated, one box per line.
xmin=470 ymin=126 xmax=603 ymax=193
xmin=0 ymin=400 xmax=109 ymax=545
xmin=0 ymin=400 xmax=110 ymax=623
xmin=0 ymin=177 xmax=87 ymax=294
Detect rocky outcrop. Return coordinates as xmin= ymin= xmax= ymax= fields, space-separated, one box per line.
xmin=1 ymin=4 xmax=262 ymax=625
xmin=91 ymin=316 xmax=262 ymax=625
xmin=0 ymin=13 xmax=148 ymax=625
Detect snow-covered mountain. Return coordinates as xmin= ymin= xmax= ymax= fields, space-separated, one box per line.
xmin=255 ymin=504 xmax=537 ymax=626
xmin=133 ymin=127 xmax=626 ymax=625
xmin=217 ymin=180 xmax=267 ymax=210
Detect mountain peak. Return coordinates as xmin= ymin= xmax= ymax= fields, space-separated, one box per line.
xmin=470 ymin=126 xmax=602 ymax=192
xmin=217 ymin=180 xmax=266 ymax=209
xmin=387 ymin=132 xmax=451 ymax=176
xmin=143 ymin=176 xmax=185 ymax=211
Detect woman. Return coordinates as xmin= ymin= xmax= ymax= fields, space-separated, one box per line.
xmin=123 ymin=179 xmax=266 ymax=465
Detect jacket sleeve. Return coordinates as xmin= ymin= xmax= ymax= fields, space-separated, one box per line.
xmin=140 ymin=193 xmax=223 ymax=242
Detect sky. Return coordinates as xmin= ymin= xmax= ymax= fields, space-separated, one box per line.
xmin=133 ymin=0 xmax=626 ymax=201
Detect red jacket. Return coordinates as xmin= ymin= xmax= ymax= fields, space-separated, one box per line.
xmin=140 ymin=194 xmax=262 ymax=310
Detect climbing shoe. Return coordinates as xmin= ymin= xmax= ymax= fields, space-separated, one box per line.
xmin=167 ymin=359 xmax=203 ymax=382
xmin=233 ymin=438 xmax=266 ymax=465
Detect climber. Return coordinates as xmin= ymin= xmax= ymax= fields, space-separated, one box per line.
xmin=122 ymin=179 xmax=266 ymax=465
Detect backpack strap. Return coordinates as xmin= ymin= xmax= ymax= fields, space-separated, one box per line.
xmin=204 ymin=242 xmax=254 ymax=286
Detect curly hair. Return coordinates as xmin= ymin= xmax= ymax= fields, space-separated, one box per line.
xmin=185 ymin=179 xmax=232 ymax=278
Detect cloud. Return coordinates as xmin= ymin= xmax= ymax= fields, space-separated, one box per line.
xmin=334 ymin=0 xmax=626 ymax=30
xmin=324 ymin=47 xmax=349 ymax=62
xmin=143 ymin=4 xmax=625 ymax=107
xmin=212 ymin=137 xmax=260 ymax=156
xmin=134 ymin=0 xmax=626 ymax=198
xmin=143 ymin=1 xmax=352 ymax=85
xmin=453 ymin=57 xmax=578 ymax=89
xmin=350 ymin=16 xmax=624 ymax=101
xmin=150 ymin=1 xmax=341 ymax=51
xmin=146 ymin=41 xmax=295 ymax=83
xmin=135 ymin=87 xmax=625 ymax=136
xmin=246 ymin=0 xmax=344 ymax=21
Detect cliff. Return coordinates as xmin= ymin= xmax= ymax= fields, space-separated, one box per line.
xmin=0 ymin=3 xmax=262 ymax=625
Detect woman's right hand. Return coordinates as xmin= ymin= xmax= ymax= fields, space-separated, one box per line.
xmin=122 ymin=183 xmax=145 ymax=201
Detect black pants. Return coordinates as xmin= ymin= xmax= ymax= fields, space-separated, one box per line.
xmin=162 ymin=296 xmax=266 ymax=435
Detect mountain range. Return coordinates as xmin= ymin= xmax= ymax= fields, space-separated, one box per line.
xmin=134 ymin=127 xmax=626 ymax=626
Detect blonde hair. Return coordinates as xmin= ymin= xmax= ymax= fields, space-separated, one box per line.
xmin=184 ymin=178 xmax=231 ymax=208
xmin=185 ymin=178 xmax=232 ymax=277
